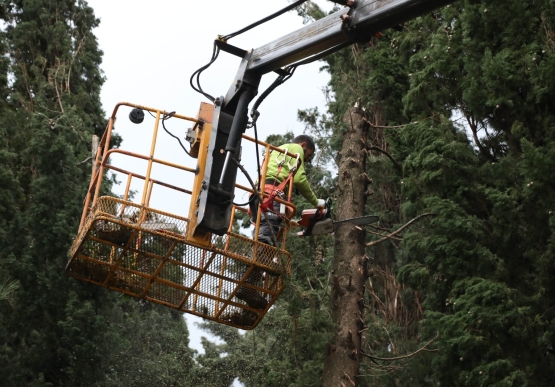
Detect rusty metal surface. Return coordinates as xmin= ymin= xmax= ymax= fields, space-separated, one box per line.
xmin=67 ymin=197 xmax=291 ymax=329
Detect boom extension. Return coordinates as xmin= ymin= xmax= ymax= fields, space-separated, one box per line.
xmin=193 ymin=0 xmax=457 ymax=236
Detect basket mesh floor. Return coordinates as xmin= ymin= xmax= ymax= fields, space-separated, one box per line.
xmin=67 ymin=197 xmax=291 ymax=329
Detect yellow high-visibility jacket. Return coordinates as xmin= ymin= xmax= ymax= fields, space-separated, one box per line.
xmin=265 ymin=143 xmax=318 ymax=206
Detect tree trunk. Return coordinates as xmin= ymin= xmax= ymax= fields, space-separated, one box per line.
xmin=322 ymin=106 xmax=369 ymax=387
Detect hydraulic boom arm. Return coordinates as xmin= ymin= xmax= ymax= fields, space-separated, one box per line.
xmin=193 ymin=0 xmax=457 ymax=236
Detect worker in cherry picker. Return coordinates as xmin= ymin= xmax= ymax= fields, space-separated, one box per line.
xmin=235 ymin=134 xmax=325 ymax=310
xmin=250 ymin=134 xmax=325 ymax=244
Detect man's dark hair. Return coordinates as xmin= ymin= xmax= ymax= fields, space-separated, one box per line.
xmin=292 ymin=134 xmax=315 ymax=152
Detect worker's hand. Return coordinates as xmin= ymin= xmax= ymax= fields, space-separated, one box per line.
xmin=316 ymin=199 xmax=326 ymax=208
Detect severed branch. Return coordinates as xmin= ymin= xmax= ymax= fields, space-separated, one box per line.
xmin=360 ymin=332 xmax=440 ymax=362
xmin=366 ymin=213 xmax=435 ymax=247
xmin=364 ymin=228 xmax=403 ymax=241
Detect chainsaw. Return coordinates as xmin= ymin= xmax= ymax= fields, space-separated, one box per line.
xmin=295 ymin=198 xmax=379 ymax=237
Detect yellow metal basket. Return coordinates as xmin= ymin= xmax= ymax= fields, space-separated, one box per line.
xmin=67 ymin=102 xmax=297 ymax=329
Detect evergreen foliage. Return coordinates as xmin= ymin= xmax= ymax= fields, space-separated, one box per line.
xmin=0 ymin=1 xmax=195 ymax=385
xmin=308 ymin=0 xmax=555 ymax=385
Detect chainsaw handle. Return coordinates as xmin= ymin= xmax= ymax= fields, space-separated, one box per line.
xmin=296 ymin=197 xmax=333 ymax=237
xmin=303 ymin=207 xmax=322 ymax=236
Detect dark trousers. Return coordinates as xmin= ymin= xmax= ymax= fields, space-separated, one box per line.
xmin=236 ymin=193 xmax=284 ymax=310
xmin=248 ymin=192 xmax=283 ymax=247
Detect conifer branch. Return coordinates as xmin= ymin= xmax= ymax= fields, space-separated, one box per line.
xmin=365 ymin=145 xmax=402 ymax=171
xmin=365 ymin=213 xmax=435 ymax=247
xmin=360 ymin=332 xmax=439 ymax=362
xmin=306 ymin=276 xmax=315 ymax=291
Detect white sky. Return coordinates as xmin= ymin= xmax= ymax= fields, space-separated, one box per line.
xmin=86 ymin=1 xmax=334 ymax=380
xmin=89 ymin=0 xmax=332 ymax=136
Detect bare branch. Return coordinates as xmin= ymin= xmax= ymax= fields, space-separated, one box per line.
xmin=364 ymin=228 xmax=403 ymax=241
xmin=67 ymin=34 xmax=88 ymax=92
xmin=457 ymin=100 xmax=494 ymax=160
xmin=366 ymin=213 xmax=436 ymax=247
xmin=306 ymin=276 xmax=315 ymax=291
xmin=363 ymin=119 xmax=411 ymax=129
xmin=362 ymin=114 xmax=438 ymax=129
xmin=344 ymin=373 xmax=356 ymax=386
xmin=53 ymin=58 xmax=65 ymax=114
xmin=366 ymin=145 xmax=402 ymax=171
xmin=77 ymin=156 xmax=93 ymax=165
xmin=361 ymin=332 xmax=440 ymax=362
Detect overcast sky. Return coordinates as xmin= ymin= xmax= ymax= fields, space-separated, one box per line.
xmin=88 ymin=0 xmax=332 ymax=136
xmin=85 ymin=0 xmax=334 ymax=372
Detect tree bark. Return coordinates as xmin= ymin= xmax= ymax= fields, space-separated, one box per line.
xmin=322 ymin=106 xmax=369 ymax=387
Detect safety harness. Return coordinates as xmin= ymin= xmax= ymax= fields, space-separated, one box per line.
xmin=259 ymin=149 xmax=300 ymax=213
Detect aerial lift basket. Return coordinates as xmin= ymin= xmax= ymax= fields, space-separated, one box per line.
xmin=67 ymin=102 xmax=296 ymax=329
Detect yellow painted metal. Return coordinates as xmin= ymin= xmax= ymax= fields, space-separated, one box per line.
xmin=141 ymin=110 xmax=161 ymax=208
xmin=185 ymin=102 xmax=214 ymax=247
xmin=67 ymin=102 xmax=297 ymax=329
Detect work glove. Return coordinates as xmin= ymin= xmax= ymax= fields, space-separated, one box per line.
xmin=316 ymin=199 xmax=326 ymax=208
